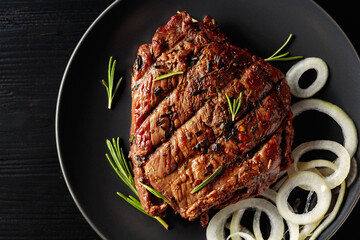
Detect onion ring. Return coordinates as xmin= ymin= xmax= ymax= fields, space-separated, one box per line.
xmin=292 ymin=98 xmax=358 ymax=158
xmin=276 ymin=171 xmax=331 ymax=225
xmin=286 ymin=57 xmax=328 ymax=98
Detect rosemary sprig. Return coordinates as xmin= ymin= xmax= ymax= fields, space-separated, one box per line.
xmin=191 ymin=166 xmax=223 ymax=194
xmin=102 ymin=56 xmax=123 ymax=109
xmin=105 ymin=138 xmax=168 ymax=229
xmin=138 ymin=181 xmax=170 ymax=204
xmin=225 ymin=92 xmax=243 ymax=122
xmin=265 ymin=34 xmax=303 ymax=61
xmin=153 ymin=71 xmax=184 ymax=82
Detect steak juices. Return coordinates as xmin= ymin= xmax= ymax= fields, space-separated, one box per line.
xmin=129 ymin=11 xmax=293 ymax=227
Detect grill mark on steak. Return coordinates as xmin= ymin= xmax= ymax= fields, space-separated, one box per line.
xmin=129 ymin=11 xmax=294 ymax=224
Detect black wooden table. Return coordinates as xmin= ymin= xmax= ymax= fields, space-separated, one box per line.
xmin=0 ymin=0 xmax=358 ymax=239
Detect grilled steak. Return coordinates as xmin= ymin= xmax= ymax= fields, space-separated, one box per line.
xmin=129 ymin=11 xmax=294 ymax=226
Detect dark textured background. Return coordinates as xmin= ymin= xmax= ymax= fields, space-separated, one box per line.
xmin=0 ymin=0 xmax=358 ymax=239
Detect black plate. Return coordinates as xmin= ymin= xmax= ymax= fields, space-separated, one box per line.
xmin=56 ymin=0 xmax=360 ymax=239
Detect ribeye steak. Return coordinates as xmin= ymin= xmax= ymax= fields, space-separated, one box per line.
xmin=128 ymin=11 xmax=294 ymax=227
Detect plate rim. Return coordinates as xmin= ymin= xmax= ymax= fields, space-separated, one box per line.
xmin=55 ymin=0 xmax=360 ymax=239
xmin=55 ymin=0 xmax=122 ymax=239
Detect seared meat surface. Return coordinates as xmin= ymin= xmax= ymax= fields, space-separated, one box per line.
xmin=129 ymin=11 xmax=294 ymax=226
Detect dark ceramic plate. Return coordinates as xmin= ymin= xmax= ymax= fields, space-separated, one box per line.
xmin=56 ymin=0 xmax=360 ymax=239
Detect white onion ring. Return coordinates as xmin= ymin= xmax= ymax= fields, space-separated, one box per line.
xmin=276 ymin=171 xmax=331 ymax=225
xmin=206 ymin=198 xmax=284 ymax=240
xmin=292 ymin=98 xmax=358 ymax=158
xmin=286 ymin=57 xmax=328 ymax=98
xmin=289 ymin=140 xmax=350 ymax=189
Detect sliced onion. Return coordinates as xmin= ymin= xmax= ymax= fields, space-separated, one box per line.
xmin=289 ymin=140 xmax=350 ymax=189
xmin=207 ymin=198 xmax=284 ymax=240
xmin=286 ymin=57 xmax=328 ymax=98
xmin=291 ymin=98 xmax=358 ymax=158
xmin=309 ymin=181 xmax=346 ymax=240
xmin=276 ymin=171 xmax=331 ymax=225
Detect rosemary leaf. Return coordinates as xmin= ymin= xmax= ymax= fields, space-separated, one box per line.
xmin=138 ymin=181 xmax=170 ymax=204
xmin=267 ymin=56 xmax=304 ymax=61
xmin=265 ymin=34 xmax=303 ymax=62
xmin=101 ymin=80 xmax=109 ymax=90
xmin=234 ymin=92 xmax=243 ymax=117
xmin=153 ymin=71 xmax=184 ymax=82
xmin=117 ymin=192 xmax=147 ymax=215
xmin=225 ymin=93 xmax=234 ymax=115
xmin=154 ymin=217 xmax=169 ymax=230
xmin=267 ymin=34 xmax=293 ymax=59
xmin=191 ymin=166 xmax=223 ymax=194
xmin=112 ymin=76 xmax=123 ymax=101
xmin=116 ymin=192 xmax=169 ymax=229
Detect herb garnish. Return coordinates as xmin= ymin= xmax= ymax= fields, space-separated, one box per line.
xmin=191 ymin=166 xmax=223 ymax=194
xmin=265 ymin=34 xmax=303 ymax=61
xmin=106 ymin=137 xmax=168 ymax=229
xmin=138 ymin=181 xmax=170 ymax=204
xmin=225 ymin=92 xmax=243 ymax=122
xmin=102 ymin=56 xmax=123 ymax=109
xmin=153 ymin=71 xmax=184 ymax=82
